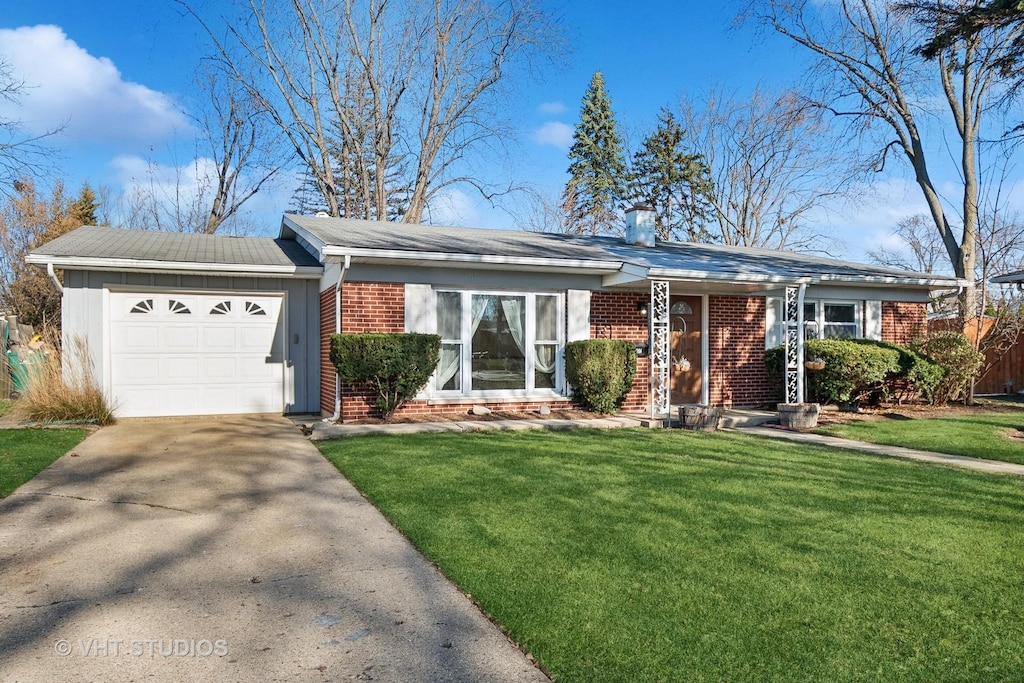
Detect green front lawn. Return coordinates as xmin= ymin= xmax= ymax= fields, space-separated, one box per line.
xmin=0 ymin=429 xmax=87 ymax=497
xmin=320 ymin=430 xmax=1024 ymax=683
xmin=818 ymin=411 xmax=1024 ymax=465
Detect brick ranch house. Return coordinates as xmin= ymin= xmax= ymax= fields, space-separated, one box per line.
xmin=28 ymin=209 xmax=961 ymax=419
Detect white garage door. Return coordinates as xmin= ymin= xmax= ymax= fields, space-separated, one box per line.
xmin=109 ymin=291 xmax=285 ymax=417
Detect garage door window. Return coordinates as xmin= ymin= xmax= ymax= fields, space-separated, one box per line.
xmin=169 ymin=299 xmax=191 ymax=314
xmin=130 ymin=299 xmax=154 ymax=314
xmin=210 ymin=301 xmax=231 ymax=315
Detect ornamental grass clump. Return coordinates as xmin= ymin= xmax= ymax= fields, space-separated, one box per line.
xmin=564 ymin=339 xmax=637 ymax=413
xmin=18 ymin=333 xmax=115 ymax=425
xmin=330 ymin=332 xmax=440 ymax=420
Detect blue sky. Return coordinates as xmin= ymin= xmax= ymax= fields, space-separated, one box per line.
xmin=0 ymin=1 xmax=1011 ymax=265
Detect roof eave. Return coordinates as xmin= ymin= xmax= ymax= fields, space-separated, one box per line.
xmin=645 ymin=267 xmax=963 ymax=288
xmin=26 ymin=254 xmax=324 ymax=279
xmin=320 ymin=245 xmax=623 ymax=273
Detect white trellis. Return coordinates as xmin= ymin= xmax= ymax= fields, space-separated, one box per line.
xmin=784 ymin=284 xmax=807 ymax=404
xmin=650 ymin=280 xmax=671 ymax=418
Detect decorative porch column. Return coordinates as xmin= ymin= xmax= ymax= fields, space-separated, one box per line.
xmin=783 ymin=284 xmax=807 ymax=404
xmin=650 ymin=280 xmax=671 ymax=418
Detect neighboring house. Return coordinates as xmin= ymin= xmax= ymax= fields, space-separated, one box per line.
xmin=27 ymin=207 xmax=961 ymax=419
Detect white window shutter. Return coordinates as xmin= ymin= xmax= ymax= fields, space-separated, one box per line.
xmin=404 ymin=284 xmax=435 ymax=334
xmin=765 ymin=296 xmax=783 ymax=348
xmin=864 ymin=300 xmax=883 ymax=340
xmin=566 ymin=290 xmax=591 ymax=341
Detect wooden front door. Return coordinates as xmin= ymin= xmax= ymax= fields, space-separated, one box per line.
xmin=670 ymin=296 xmax=702 ymax=404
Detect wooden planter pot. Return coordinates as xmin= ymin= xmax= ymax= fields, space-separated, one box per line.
xmin=778 ymin=403 xmax=820 ymax=430
xmin=679 ymin=404 xmax=723 ymax=432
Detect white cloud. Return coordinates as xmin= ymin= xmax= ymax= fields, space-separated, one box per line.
xmin=538 ymin=101 xmax=566 ymax=115
xmin=424 ymin=187 xmax=481 ymax=226
xmin=0 ymin=25 xmax=187 ymax=145
xmin=533 ymin=121 xmax=574 ymax=150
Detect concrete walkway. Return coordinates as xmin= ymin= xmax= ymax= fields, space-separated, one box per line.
xmin=741 ymin=426 xmax=1024 ymax=477
xmin=0 ymin=415 xmax=548 ymax=682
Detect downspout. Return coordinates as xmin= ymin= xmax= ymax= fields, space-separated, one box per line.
xmin=47 ymin=263 xmax=64 ymax=293
xmin=328 ymin=254 xmax=351 ymax=422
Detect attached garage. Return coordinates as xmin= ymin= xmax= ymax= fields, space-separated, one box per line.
xmin=27 ymin=227 xmax=323 ymax=418
xmin=109 ymin=291 xmax=287 ymax=417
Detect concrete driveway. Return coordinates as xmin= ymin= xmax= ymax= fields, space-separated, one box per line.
xmin=0 ymin=416 xmax=547 ymax=682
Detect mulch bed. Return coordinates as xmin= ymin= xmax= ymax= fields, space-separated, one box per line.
xmin=341 ymin=408 xmax=606 ymax=426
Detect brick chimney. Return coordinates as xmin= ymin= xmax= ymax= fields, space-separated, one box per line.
xmin=625 ymin=204 xmax=656 ymax=247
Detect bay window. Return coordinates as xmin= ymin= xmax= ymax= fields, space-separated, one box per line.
xmin=434 ymin=290 xmax=562 ymax=396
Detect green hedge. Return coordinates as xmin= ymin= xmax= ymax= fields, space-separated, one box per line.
xmin=565 ymin=340 xmax=637 ymax=413
xmin=330 ymin=333 xmax=440 ymax=420
xmin=765 ymin=338 xmax=943 ymax=406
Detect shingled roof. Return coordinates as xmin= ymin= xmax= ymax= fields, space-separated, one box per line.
xmin=28 ymin=226 xmax=322 ymax=276
xmin=283 ymin=215 xmax=960 ymax=288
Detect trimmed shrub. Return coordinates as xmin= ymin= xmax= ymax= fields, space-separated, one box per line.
xmin=766 ymin=338 xmax=946 ymax=405
xmin=911 ymin=332 xmax=983 ymax=405
xmin=330 ymin=333 xmax=440 ymax=420
xmin=849 ymin=339 xmax=945 ymax=404
xmin=565 ymin=339 xmax=637 ymax=413
xmin=765 ymin=339 xmax=901 ymax=405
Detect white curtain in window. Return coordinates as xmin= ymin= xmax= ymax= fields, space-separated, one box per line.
xmin=436 ymin=294 xmax=490 ymax=390
xmin=500 ymin=297 xmax=526 ymax=355
xmin=436 ymin=345 xmax=461 ymax=390
xmin=535 ymin=344 xmax=556 ymax=374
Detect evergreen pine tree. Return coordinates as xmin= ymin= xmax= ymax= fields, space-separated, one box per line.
xmin=562 ymin=72 xmax=627 ymax=235
xmin=630 ymin=109 xmax=714 ymax=242
xmin=70 ymin=182 xmax=99 ymax=226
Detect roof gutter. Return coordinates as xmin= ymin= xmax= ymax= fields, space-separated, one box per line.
xmin=328 ymin=254 xmax=352 ymax=423
xmin=644 ymin=267 xmax=961 ymax=288
xmin=25 ymin=254 xmax=323 ymax=279
xmin=320 ymin=245 xmax=622 ymax=272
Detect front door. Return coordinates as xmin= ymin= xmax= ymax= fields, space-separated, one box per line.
xmin=670 ymin=296 xmax=702 ymax=404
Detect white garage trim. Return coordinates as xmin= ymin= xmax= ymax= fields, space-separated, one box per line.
xmin=105 ymin=288 xmax=288 ymax=417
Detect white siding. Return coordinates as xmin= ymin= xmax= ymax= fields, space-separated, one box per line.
xmin=765 ymin=296 xmax=783 ymax=349
xmin=864 ymin=300 xmax=883 ymax=340
xmin=567 ymin=290 xmax=591 ymax=341
xmin=404 ymin=284 xmax=436 ymax=334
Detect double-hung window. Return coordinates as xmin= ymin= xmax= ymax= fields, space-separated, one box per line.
xmin=804 ymin=301 xmax=860 ymax=339
xmin=434 ymin=290 xmax=562 ymax=396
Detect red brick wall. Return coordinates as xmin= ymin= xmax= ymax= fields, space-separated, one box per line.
xmin=708 ymin=296 xmax=771 ymax=407
xmin=882 ymin=301 xmax=927 ymax=345
xmin=332 ymin=283 xmax=405 ymax=419
xmin=319 ymin=288 xmax=336 ymax=415
xmin=589 ymin=291 xmax=651 ymax=412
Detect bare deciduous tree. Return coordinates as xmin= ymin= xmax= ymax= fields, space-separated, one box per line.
xmin=679 ymin=88 xmax=847 ymax=251
xmin=867 ymin=214 xmax=948 ymax=273
xmin=0 ymin=59 xmax=62 ymax=196
xmin=194 ymin=66 xmax=281 ymax=233
xmin=185 ymin=0 xmax=553 ymax=224
xmin=752 ymin=0 xmax=1024 ymax=316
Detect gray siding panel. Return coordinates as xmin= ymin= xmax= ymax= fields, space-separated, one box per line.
xmin=66 ymin=271 xmax=321 ymax=414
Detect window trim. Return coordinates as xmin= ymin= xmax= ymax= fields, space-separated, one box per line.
xmin=432 ymin=288 xmax=565 ymax=400
xmin=803 ymin=300 xmax=862 ymax=339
